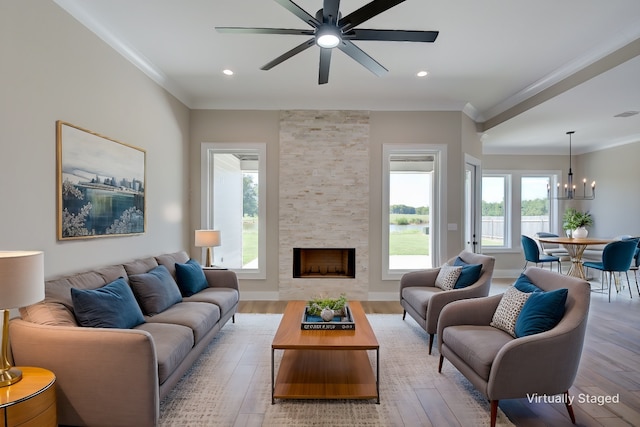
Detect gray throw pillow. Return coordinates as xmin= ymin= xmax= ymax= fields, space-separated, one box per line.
xmin=129 ymin=265 xmax=182 ymax=315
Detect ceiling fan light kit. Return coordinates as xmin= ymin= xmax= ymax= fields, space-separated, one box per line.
xmin=316 ymin=26 xmax=341 ymax=48
xmin=216 ymin=0 xmax=438 ymax=84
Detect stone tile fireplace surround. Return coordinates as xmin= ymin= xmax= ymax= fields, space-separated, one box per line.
xmin=279 ymin=110 xmax=370 ymax=300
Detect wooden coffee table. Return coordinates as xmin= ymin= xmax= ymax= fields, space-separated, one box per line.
xmin=271 ymin=300 xmax=380 ymax=404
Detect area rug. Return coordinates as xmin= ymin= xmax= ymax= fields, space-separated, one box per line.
xmin=159 ymin=314 xmax=514 ymax=426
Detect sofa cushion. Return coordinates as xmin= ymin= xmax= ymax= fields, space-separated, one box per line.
xmin=401 ymin=286 xmax=443 ymax=318
xmin=442 ymin=325 xmax=513 ymax=381
xmin=184 ymin=287 xmax=239 ymax=314
xmin=435 ymin=265 xmax=462 ymax=291
xmin=513 ymin=273 xmax=542 ymax=293
xmin=452 ymin=258 xmax=482 ymax=289
xmin=123 ymin=257 xmax=159 ymax=276
xmin=134 ymin=322 xmax=194 ymax=384
xmin=175 ymin=259 xmax=209 ymax=297
xmin=144 ymin=301 xmax=220 ymax=344
xmin=156 ymin=251 xmax=190 ymax=280
xmin=129 ymin=265 xmax=183 ymax=315
xmin=71 ymin=278 xmax=145 ymax=329
xmin=490 ymin=286 xmax=531 ymax=337
xmin=19 ymin=301 xmax=77 ymax=326
xmin=515 ymin=288 xmax=568 ymax=338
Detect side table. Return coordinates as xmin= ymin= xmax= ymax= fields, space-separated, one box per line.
xmin=0 ymin=367 xmax=56 ymax=427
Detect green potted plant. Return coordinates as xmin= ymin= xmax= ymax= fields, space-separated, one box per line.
xmin=563 ymin=208 xmax=593 ymax=238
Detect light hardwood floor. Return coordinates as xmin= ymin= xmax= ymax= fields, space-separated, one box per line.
xmin=238 ymin=277 xmax=640 ymax=426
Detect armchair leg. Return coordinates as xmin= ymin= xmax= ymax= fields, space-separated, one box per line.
xmin=490 ymin=400 xmax=499 ymax=427
xmin=438 ymin=355 xmax=444 ymax=373
xmin=232 ymin=314 xmax=235 ymax=323
xmin=564 ymin=391 xmax=576 ymax=423
xmin=402 ymin=310 xmax=406 ymax=320
xmin=428 ymin=334 xmax=434 ymax=355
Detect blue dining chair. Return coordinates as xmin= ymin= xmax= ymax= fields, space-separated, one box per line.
xmin=583 ymin=238 xmax=638 ymax=302
xmin=521 ymin=235 xmax=561 ymax=273
xmin=627 ymin=239 xmax=640 ymax=297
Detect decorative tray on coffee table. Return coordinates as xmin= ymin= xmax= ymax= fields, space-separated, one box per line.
xmin=301 ymin=305 xmax=355 ymax=330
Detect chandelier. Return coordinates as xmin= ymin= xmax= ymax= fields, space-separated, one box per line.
xmin=548 ymin=131 xmax=596 ymax=200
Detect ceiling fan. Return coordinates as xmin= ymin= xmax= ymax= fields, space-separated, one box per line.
xmin=215 ymin=0 xmax=439 ymax=84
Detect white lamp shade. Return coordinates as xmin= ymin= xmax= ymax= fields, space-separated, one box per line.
xmin=0 ymin=251 xmax=45 ymax=308
xmin=194 ymin=230 xmax=221 ymax=247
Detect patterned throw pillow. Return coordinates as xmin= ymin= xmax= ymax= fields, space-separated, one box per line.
xmin=435 ymin=265 xmax=463 ymax=291
xmin=490 ymin=286 xmax=531 ymax=337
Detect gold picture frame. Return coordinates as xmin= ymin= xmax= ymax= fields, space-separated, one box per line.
xmin=56 ymin=121 xmax=146 ymax=240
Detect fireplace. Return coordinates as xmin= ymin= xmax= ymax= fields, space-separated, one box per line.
xmin=293 ymin=248 xmax=355 ymax=278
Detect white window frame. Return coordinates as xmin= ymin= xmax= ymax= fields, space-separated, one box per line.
xmin=382 ymin=144 xmax=447 ymax=280
xmin=482 ymin=173 xmax=512 ymax=251
xmin=201 ymin=142 xmax=266 ymax=279
xmin=482 ymin=170 xmax=559 ymax=253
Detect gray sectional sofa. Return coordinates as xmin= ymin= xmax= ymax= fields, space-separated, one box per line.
xmin=9 ymin=251 xmax=239 ymax=427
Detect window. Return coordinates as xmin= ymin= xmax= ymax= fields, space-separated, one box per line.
xmin=201 ymin=143 xmax=266 ymax=279
xmin=521 ymin=176 xmax=550 ymax=238
xmin=482 ymin=175 xmax=509 ymax=248
xmin=382 ymin=144 xmax=445 ymax=279
xmin=482 ymin=170 xmax=558 ymax=251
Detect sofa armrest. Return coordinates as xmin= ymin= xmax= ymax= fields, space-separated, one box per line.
xmin=487 ymin=323 xmax=587 ymax=400
xmin=425 ymin=282 xmax=491 ymax=333
xmin=203 ymin=268 xmax=239 ymax=291
xmin=437 ymin=294 xmax=502 ymax=336
xmin=399 ymin=268 xmax=439 ymax=295
xmin=9 ymin=319 xmax=159 ymax=427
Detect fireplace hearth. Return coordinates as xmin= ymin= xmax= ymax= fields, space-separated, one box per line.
xmin=293 ymin=248 xmax=355 ymax=278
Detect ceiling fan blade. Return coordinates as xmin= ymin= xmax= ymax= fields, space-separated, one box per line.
xmin=339 ymin=0 xmax=406 ymax=32
xmin=274 ymin=0 xmax=321 ymax=28
xmin=318 ymin=48 xmax=332 ymax=84
xmin=338 ymin=40 xmax=388 ymax=77
xmin=216 ymin=27 xmax=315 ymax=36
xmin=260 ymin=38 xmax=316 ymax=70
xmin=347 ymin=29 xmax=439 ymax=42
xmin=323 ymin=0 xmax=341 ymax=24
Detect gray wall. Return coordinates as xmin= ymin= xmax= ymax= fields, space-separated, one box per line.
xmin=190 ymin=110 xmax=478 ymax=298
xmin=484 ymin=145 xmax=640 ymax=277
xmin=1 ymin=1 xmax=190 ymax=278
xmin=5 ymin=1 xmax=638 ymax=292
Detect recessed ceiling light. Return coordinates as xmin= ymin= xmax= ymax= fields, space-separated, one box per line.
xmin=614 ymin=110 xmax=639 ymax=118
xmin=416 ymin=70 xmax=428 ymax=77
xmin=223 ymin=69 xmax=234 ymax=76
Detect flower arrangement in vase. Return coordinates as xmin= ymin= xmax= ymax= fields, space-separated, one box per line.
xmin=563 ymin=208 xmax=593 ymax=238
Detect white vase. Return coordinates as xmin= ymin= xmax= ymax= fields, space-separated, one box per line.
xmin=321 ymin=308 xmax=335 ymax=322
xmin=572 ymin=227 xmax=588 ymax=238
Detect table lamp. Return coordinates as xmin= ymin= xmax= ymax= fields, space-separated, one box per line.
xmin=0 ymin=251 xmax=45 ymax=387
xmin=194 ymin=230 xmax=221 ymax=267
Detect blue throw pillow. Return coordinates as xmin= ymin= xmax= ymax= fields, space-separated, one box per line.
xmin=514 ymin=288 xmax=568 ymax=338
xmin=452 ymin=257 xmax=482 ymax=289
xmin=129 ymin=265 xmax=182 ymax=315
xmin=175 ymin=259 xmax=209 ymax=297
xmin=513 ymin=273 xmax=542 ymax=293
xmin=454 ymin=264 xmax=482 ymax=289
xmin=71 ymin=277 xmax=145 ymax=329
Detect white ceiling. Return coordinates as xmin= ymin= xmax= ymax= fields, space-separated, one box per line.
xmin=54 ymin=0 xmax=640 ymax=155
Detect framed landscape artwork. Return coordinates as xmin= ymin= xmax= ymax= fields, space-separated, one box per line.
xmin=57 ymin=121 xmax=146 ymax=240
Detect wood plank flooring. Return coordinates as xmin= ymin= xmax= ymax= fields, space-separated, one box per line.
xmin=237 ymin=278 xmax=640 ymax=426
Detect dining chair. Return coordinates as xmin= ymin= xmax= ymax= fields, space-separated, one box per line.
xmin=583 ymin=238 xmax=638 ymax=302
xmin=627 ymin=239 xmax=640 ymax=297
xmin=535 ymin=232 xmax=569 ymax=258
xmin=521 ymin=235 xmax=561 ymax=273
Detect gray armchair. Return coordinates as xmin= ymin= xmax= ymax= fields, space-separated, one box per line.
xmin=400 ymin=251 xmax=495 ymax=354
xmin=437 ymin=267 xmax=591 ymax=427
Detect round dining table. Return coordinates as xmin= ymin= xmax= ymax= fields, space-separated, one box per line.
xmin=536 ymin=236 xmax=613 ymax=280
